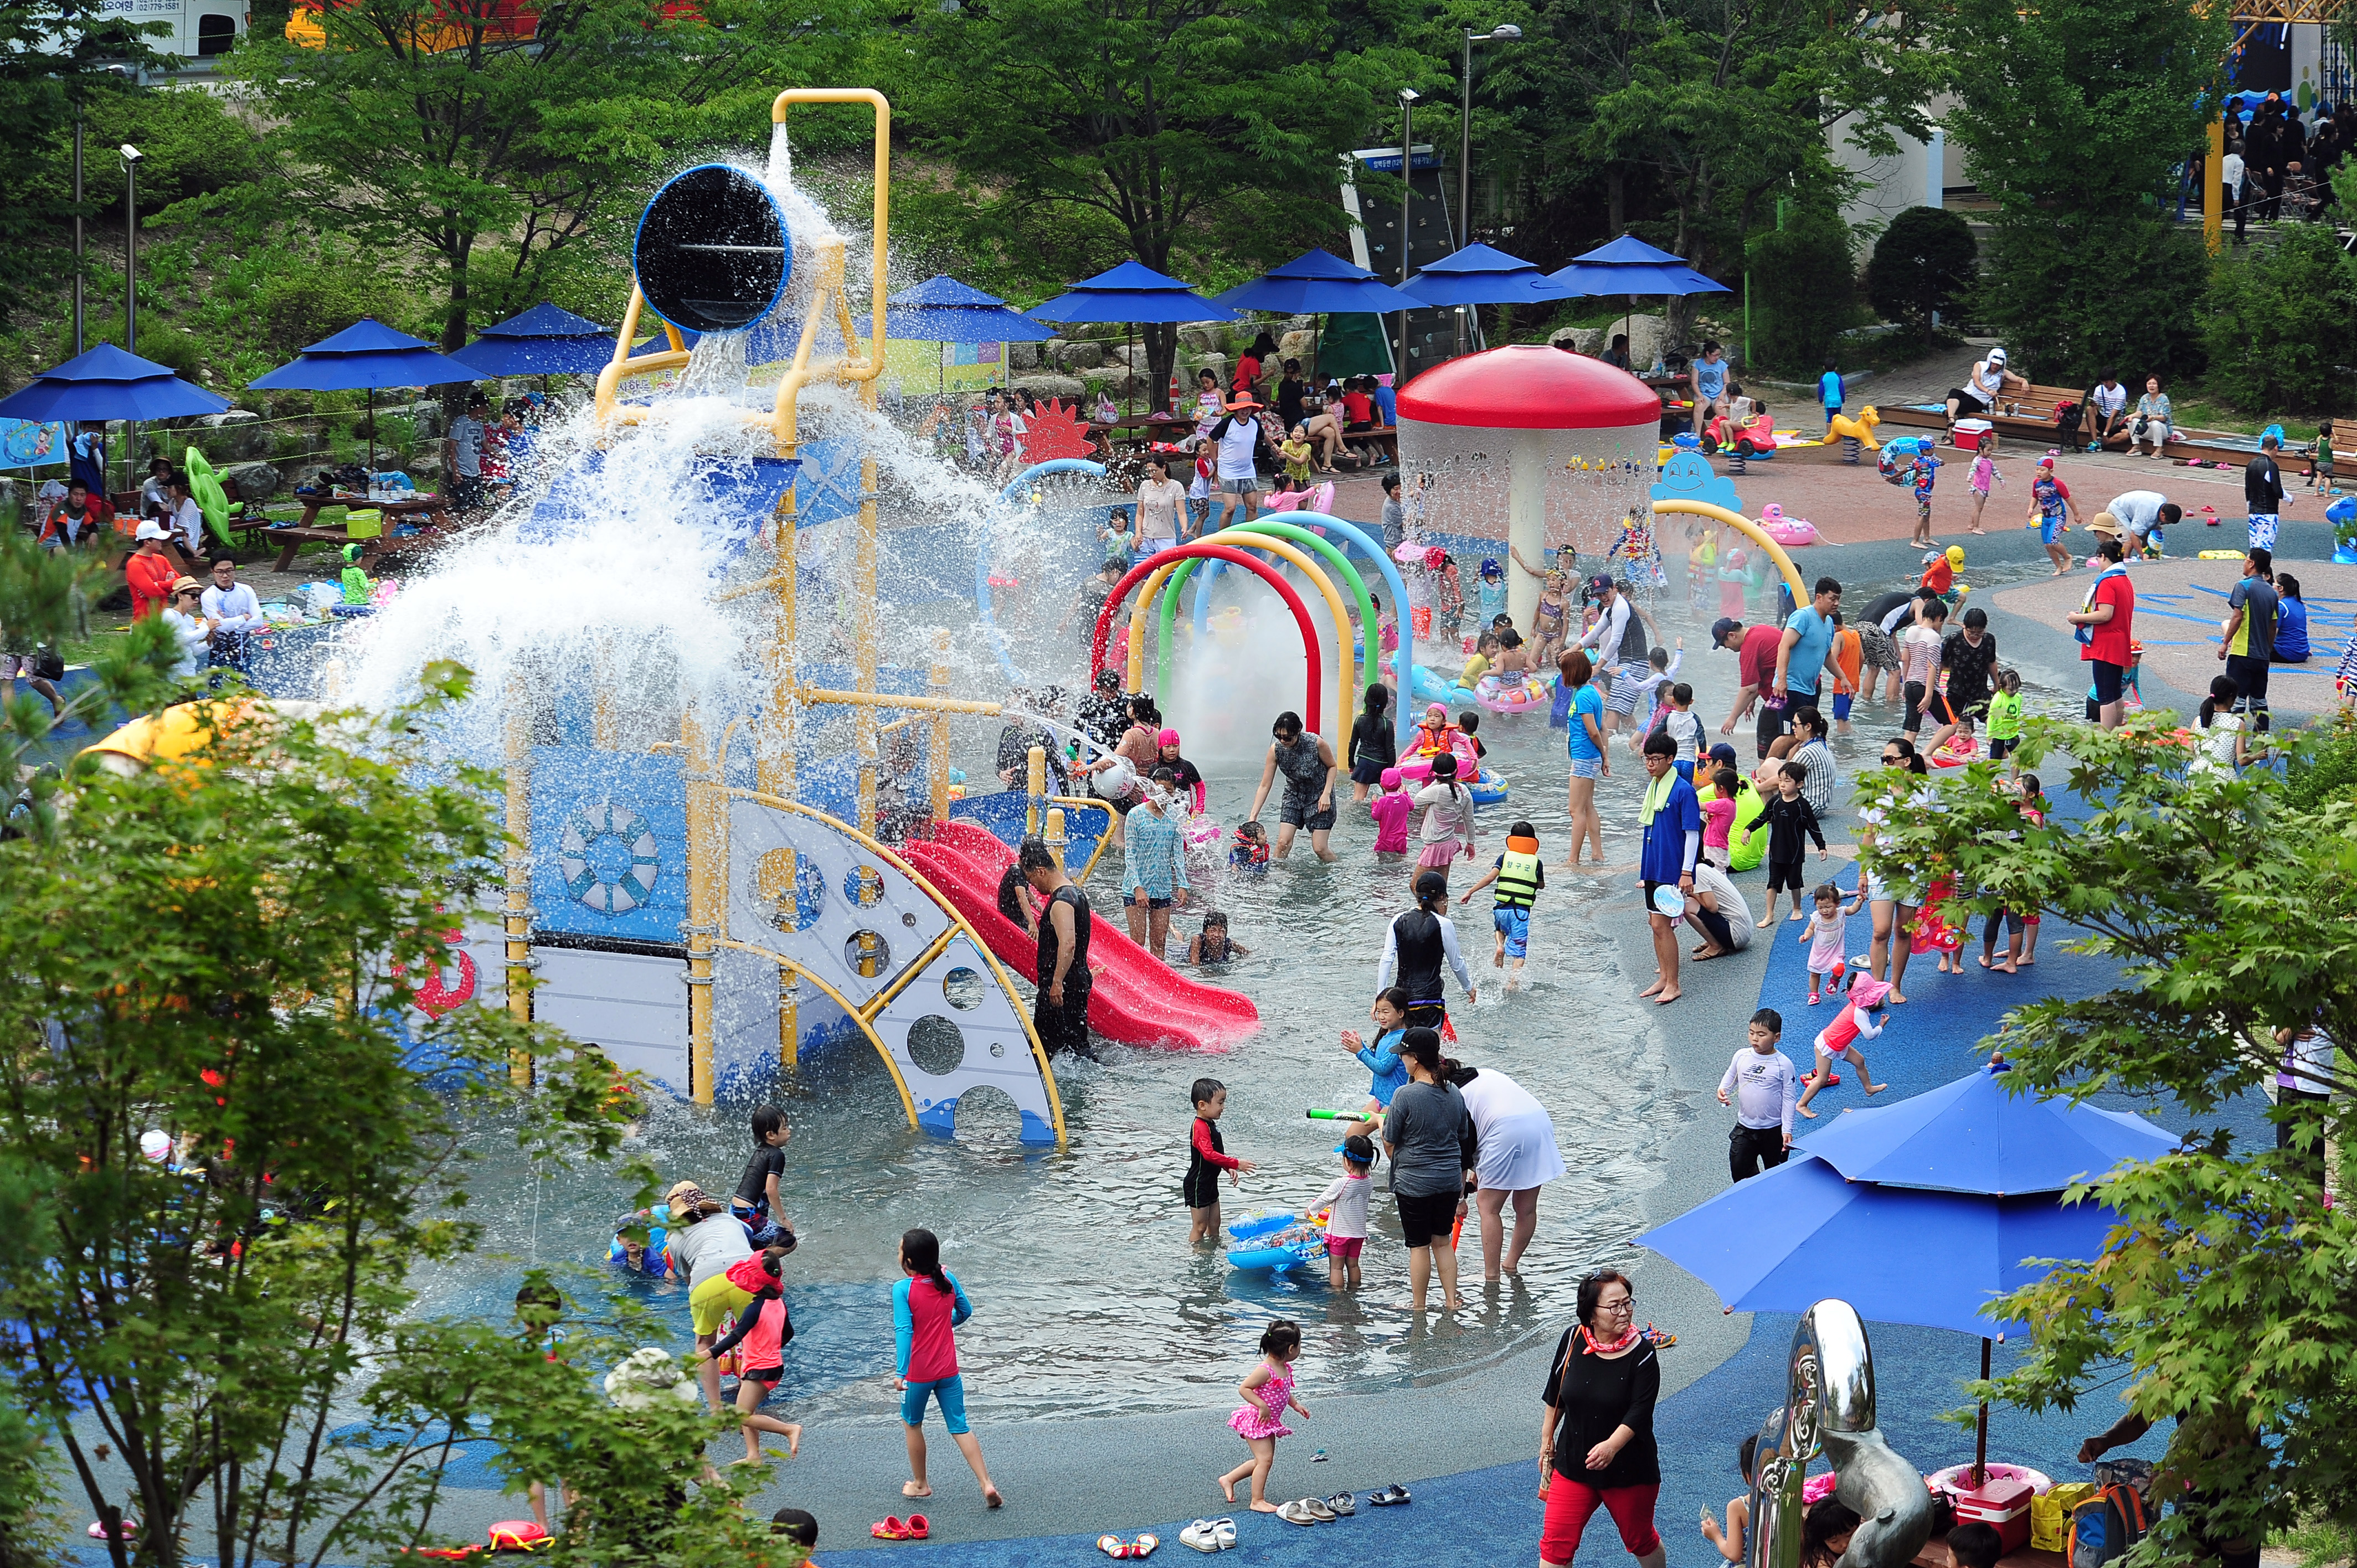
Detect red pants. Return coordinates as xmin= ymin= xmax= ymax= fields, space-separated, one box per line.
xmin=1541 ymin=1476 xmax=1661 ymax=1566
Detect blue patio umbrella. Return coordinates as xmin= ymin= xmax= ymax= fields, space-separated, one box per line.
xmin=886 ymin=275 xmax=1054 ymax=394
xmin=450 ymin=302 xmax=617 ymax=378
xmin=0 ymin=343 xmax=232 ymax=495
xmin=1799 ymin=1059 xmax=2180 ymax=1195
xmin=1546 ymin=234 xmax=1731 ymax=366
xmin=1032 ymin=262 xmax=1235 ymax=413
xmin=249 ymin=318 xmax=480 ymax=460
xmin=1397 ymin=242 xmax=1581 ymax=308
xmin=1214 ymin=248 xmax=1424 ymax=316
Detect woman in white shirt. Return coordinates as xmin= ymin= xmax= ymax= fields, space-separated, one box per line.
xmin=158 ymin=577 xmax=214 ymax=679
xmin=1135 ymin=457 xmax=1186 ymax=553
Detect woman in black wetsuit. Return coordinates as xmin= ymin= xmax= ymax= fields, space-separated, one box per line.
xmin=1347 ymin=683 xmax=1398 ymax=805
xmin=1020 ymin=835 xmax=1092 ymax=1056
xmin=1375 ymin=869 xmax=1478 ymax=1030
xmin=1538 ymin=1270 xmax=1665 ymax=1568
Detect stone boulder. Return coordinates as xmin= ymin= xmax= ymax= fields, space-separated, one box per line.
xmin=1177 ymin=324 xmax=1226 ymax=355
xmin=1278 ymin=329 xmax=1316 ymax=365
xmin=1008 ymin=341 xmax=1043 ymax=372
xmin=1054 ymin=339 xmax=1107 ymax=372
xmin=195 ymin=409 xmax=275 ymax=461
xmin=1010 ymin=372 xmax=1087 ymax=403
xmin=222 ymin=461 xmax=281 ymax=505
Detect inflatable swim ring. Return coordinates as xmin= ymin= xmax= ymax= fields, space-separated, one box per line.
xmin=1927 ymin=736 xmax=1981 ymax=769
xmin=1475 ymin=672 xmax=1552 ymax=714
xmin=487 ymin=1520 xmax=552 ymax=1552
xmin=1470 ymin=767 xmax=1509 ymax=805
xmin=1263 ymin=481 xmax=1336 ymax=516
xmin=1225 ymin=1211 xmax=1328 ymax=1276
xmin=1758 ymin=503 xmax=1820 ymax=548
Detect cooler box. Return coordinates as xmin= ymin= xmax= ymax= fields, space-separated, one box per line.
xmin=1953 ymin=417 xmax=1993 ymax=450
xmin=1953 ymin=1477 xmax=2034 ymax=1554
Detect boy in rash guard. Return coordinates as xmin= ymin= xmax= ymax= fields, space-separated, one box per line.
xmin=1185 ymin=1077 xmax=1256 ymax=1245
xmin=1718 ymin=1009 xmax=1799 ymax=1181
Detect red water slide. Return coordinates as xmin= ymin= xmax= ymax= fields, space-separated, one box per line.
xmin=904 ymin=820 xmax=1259 ymax=1051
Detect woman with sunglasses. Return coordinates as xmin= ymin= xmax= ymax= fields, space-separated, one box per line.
xmin=1538 ymin=1270 xmax=1665 ymax=1568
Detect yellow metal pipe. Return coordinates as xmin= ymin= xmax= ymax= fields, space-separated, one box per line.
xmin=770 ymin=88 xmax=892 ymax=387
xmin=1027 ymin=745 xmax=1047 ymax=837
xmin=1128 ymin=537 xmax=1355 ymax=742
xmin=1650 ymin=500 xmax=1805 ymax=605
xmin=502 ymin=675 xmax=534 ymax=1086
xmin=680 ymin=709 xmax=723 ymax=1105
xmin=929 ymin=632 xmax=953 ymax=822
xmin=797 ymin=687 xmax=1002 ymax=717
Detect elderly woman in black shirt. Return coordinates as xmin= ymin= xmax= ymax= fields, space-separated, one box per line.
xmin=1538 ymin=1270 xmax=1665 ymax=1568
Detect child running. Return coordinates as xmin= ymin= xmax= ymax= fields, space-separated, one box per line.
xmin=893 ymin=1228 xmax=1001 ymax=1508
xmin=1795 ymin=976 xmax=1891 ymax=1118
xmin=1800 ymin=881 xmax=1859 ymax=1005
xmin=1459 ymin=819 xmax=1544 ymax=992
xmin=2027 ymin=454 xmax=2079 ymax=576
xmin=703 ymin=1250 xmax=804 ymax=1464
xmin=1185 ymin=1077 xmax=1255 ymax=1245
xmin=1368 ymin=767 xmax=1413 ymax=854
xmin=1908 ymin=443 xmax=1943 ymax=548
xmin=1219 ymin=1320 xmax=1309 ymax=1513
xmin=1311 ymin=1137 xmax=1376 ymax=1291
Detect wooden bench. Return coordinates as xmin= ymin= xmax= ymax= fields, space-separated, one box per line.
xmin=1880 ymin=392 xmax=2230 ymax=461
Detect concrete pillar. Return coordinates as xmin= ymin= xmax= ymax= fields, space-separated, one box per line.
xmin=1506 ymin=429 xmax=1549 ymax=633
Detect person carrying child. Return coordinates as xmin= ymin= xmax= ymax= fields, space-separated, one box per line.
xmin=1794 ymin=976 xmax=1892 ymax=1118
xmin=1459 ymin=819 xmax=1544 ymax=992
xmin=1185 ymin=1077 xmax=1255 ymax=1245
xmin=1312 ymin=1137 xmax=1376 ymax=1291
xmin=1219 ymin=1321 xmax=1310 ymax=1513
xmin=1369 ymin=767 xmax=1413 ymax=854
xmin=1800 ymin=881 xmax=1861 ymax=1005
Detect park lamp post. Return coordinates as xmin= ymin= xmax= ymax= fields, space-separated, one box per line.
xmin=1455 ymin=23 xmax=1521 ymax=356
xmin=121 ymin=141 xmax=142 ymax=492
xmin=1397 ymin=86 xmax=1418 ymax=387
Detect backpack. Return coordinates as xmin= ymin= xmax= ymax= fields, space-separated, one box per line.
xmin=2066 ymin=1482 xmax=2148 ymax=1568
xmin=2051 ymin=399 xmax=2080 ymax=430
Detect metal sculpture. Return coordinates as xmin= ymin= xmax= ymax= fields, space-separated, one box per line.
xmin=1747 ymin=1299 xmax=1934 ymax=1568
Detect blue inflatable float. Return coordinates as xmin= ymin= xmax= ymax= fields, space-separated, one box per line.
xmin=1226 ymin=1211 xmax=1327 ymax=1277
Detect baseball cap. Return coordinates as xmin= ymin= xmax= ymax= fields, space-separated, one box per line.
xmin=1413 ymin=869 xmax=1449 ymax=899
xmin=1987 ymin=347 xmax=2007 ymax=365
xmin=133 ymin=520 xmax=168 ymax=541
xmin=1711 ymin=616 xmax=1743 ymax=646
xmin=1945 ymin=545 xmax=1966 ymax=564
xmin=1707 ymin=742 xmax=1738 ymax=765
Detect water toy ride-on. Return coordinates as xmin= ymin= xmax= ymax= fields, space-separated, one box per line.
xmin=1757 ymin=503 xmax=1819 ymax=548
xmin=1225 ymin=1210 xmax=1328 ymax=1277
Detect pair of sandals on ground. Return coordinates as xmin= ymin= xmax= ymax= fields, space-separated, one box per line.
xmin=1177 ymin=1483 xmax=1411 ymax=1549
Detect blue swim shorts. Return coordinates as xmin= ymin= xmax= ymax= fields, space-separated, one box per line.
xmin=1833 ymin=692 xmax=1854 ymax=721
xmin=900 ymin=1374 xmax=970 ymax=1434
xmin=1494 ymin=905 xmax=1532 ymax=959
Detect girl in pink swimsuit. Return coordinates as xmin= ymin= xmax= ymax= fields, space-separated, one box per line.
xmin=1219 ymin=1319 xmax=1309 ymax=1513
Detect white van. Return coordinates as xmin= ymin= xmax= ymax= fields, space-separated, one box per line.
xmin=93 ymin=0 xmax=246 ymax=60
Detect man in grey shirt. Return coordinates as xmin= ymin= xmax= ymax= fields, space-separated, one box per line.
xmin=443 ymin=390 xmax=490 ymax=512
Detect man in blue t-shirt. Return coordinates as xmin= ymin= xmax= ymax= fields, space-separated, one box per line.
xmin=1774 ymin=576 xmax=1843 ymax=708
xmin=1638 ymin=731 xmax=1702 ymax=1005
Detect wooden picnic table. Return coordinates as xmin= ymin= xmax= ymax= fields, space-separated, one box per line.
xmin=1089 ymin=413 xmax=1197 ymax=455
xmin=254 ymin=493 xmax=454 ymax=572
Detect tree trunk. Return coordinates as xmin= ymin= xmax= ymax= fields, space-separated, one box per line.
xmin=1607 ymin=167 xmax=1625 ymax=235
xmin=1145 ymin=322 xmax=1177 ymax=414
xmin=440 ymin=234 xmax=476 ymax=417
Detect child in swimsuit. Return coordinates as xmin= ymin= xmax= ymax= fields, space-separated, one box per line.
xmin=1185 ymin=1077 xmax=1254 ymax=1244
xmin=1187 ymin=911 xmax=1249 ymax=964
xmin=1532 ymin=571 xmax=1570 ymax=668
xmin=1219 ymin=1321 xmax=1308 ymax=1514
xmin=1794 ymin=977 xmax=1892 ymax=1117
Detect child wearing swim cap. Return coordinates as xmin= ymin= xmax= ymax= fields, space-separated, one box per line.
xmin=1368 ymin=768 xmax=1412 ymax=854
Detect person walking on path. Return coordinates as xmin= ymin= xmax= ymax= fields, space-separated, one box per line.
xmin=2066 ymin=537 xmax=2137 ymax=730
xmin=1638 ymin=733 xmax=1702 ymax=1007
xmin=1538 ymin=1270 xmax=1666 ymax=1568
xmin=1247 ymin=710 xmax=1340 ymax=863
xmin=1720 ymin=1008 xmax=1799 ymax=1181
xmin=893 ymin=1227 xmax=1003 ymax=1510
xmin=1021 ymin=837 xmax=1092 ymax=1056
xmin=2220 ymin=546 xmax=2279 ymax=720
xmin=1383 ymin=1028 xmax=1476 ymax=1313
xmin=2246 ymin=431 xmax=2285 ymax=551
xmin=1446 ymin=1061 xmax=1565 ymax=1281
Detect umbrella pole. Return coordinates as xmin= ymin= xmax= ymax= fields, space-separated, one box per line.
xmin=1973 ymin=1337 xmax=1990 ymax=1487
xmin=1127 ymin=323 xmax=1135 ymax=419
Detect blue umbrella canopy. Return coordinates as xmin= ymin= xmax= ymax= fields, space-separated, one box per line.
xmin=1547 ymin=234 xmax=1731 ymax=298
xmin=887 ymin=275 xmax=1054 ymax=344
xmin=1031 ymin=261 xmax=1236 ymax=325
xmin=450 ymin=302 xmax=617 ymax=377
xmin=0 ymin=343 xmax=230 ymax=422
xmin=1398 ymin=243 xmax=1581 ymax=308
xmin=1634 ymin=1152 xmax=2120 ymax=1338
xmin=248 ymin=319 xmax=479 ymax=393
xmin=1799 ymin=1061 xmax=2180 ymax=1195
xmin=1214 ymin=248 xmax=1424 ymax=316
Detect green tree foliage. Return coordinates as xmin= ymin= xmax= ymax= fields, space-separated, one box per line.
xmin=902 ymin=0 xmax=1417 ymax=410
xmin=1860 ymin=720 xmax=2357 ymax=1561
xmin=2199 ymin=224 xmax=2357 ymax=416
xmin=1937 ymin=0 xmax=2226 ymax=380
xmin=1746 ymin=207 xmax=1858 ymax=374
xmin=1864 ymin=205 xmax=1975 ymax=338
xmin=227 ymin=0 xmax=852 ymax=355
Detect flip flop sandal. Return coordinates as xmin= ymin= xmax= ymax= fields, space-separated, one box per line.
xmin=1133 ymin=1535 xmax=1160 ymax=1557
xmin=1275 ymin=1500 xmax=1320 ymax=1526
xmin=871 ymin=1518 xmax=912 ymax=1541
xmin=907 ymin=1515 xmax=930 ymax=1540
xmin=1368 ymin=1483 xmax=1413 ymax=1507
xmin=1101 ymin=1536 xmax=1127 ymax=1558
xmin=1178 ymin=1521 xmax=1221 ymax=1553
xmin=1300 ymin=1498 xmax=1338 ymax=1522
xmin=1324 ymin=1492 xmax=1357 ymax=1517
xmin=1641 ymin=1323 xmax=1679 ymax=1348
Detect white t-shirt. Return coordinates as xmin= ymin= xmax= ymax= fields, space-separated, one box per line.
xmin=1214 ymin=416 xmax=1260 ymax=482
xmin=172 ymin=497 xmax=205 ymax=555
xmin=2091 ymin=381 xmax=2128 ymax=419
xmin=1690 ymin=860 xmax=1754 ymax=950
xmin=1970 ymin=358 xmax=2008 ymax=399
xmin=202 ymin=581 xmax=264 ymax=634
xmin=668 ymin=1211 xmax=753 ymax=1288
xmin=1136 ymin=477 xmax=1186 ymax=540
xmin=2222 ymin=152 xmax=2246 ymax=193
xmin=2279 ymin=1025 xmax=2335 ymax=1093
xmin=1720 ymin=1047 xmax=1800 ymax=1133
xmin=2196 ymin=710 xmax=2243 ymax=774
xmin=1581 ymin=596 xmax=1634 ymax=674
xmin=2107 ymin=491 xmax=2169 ymax=537
xmin=1665 ymin=708 xmax=1705 ymax=762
